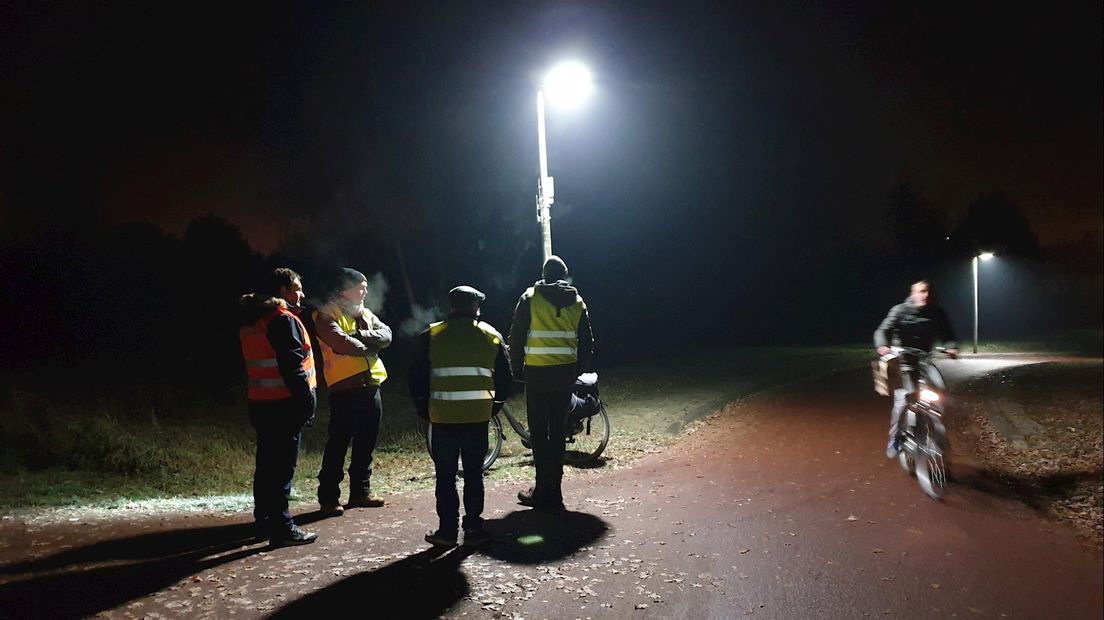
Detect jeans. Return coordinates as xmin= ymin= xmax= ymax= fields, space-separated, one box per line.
xmin=526 ymin=385 xmax=572 ymax=506
xmin=318 ymin=385 xmax=382 ymax=504
xmin=249 ymin=395 xmax=313 ymax=534
xmin=889 ymin=356 xmax=946 ymax=444
xmin=429 ymin=421 xmax=488 ymax=533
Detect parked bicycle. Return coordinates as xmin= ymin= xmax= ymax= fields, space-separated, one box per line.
xmin=425 ymin=372 xmax=610 ymax=472
xmin=874 ymin=346 xmax=952 ymax=500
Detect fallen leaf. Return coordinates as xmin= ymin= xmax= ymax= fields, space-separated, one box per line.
xmin=846 ymin=514 xmax=858 ymax=522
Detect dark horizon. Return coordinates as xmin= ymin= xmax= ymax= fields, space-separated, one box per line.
xmin=2 ymin=1 xmax=1101 ymax=378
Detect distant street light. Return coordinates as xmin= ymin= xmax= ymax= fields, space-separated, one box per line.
xmin=972 ymin=252 xmax=995 ymax=354
xmin=535 ymin=61 xmax=592 ymax=263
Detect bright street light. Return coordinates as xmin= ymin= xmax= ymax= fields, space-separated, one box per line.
xmin=972 ymin=251 xmax=996 ymax=354
xmin=535 ymin=61 xmax=592 ymax=263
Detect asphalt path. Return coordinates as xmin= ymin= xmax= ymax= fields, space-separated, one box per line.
xmin=0 ymin=355 xmax=1100 ymax=619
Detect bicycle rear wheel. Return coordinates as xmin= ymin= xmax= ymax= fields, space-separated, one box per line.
xmin=425 ymin=415 xmax=504 ymax=474
xmin=564 ymin=405 xmax=610 ymax=466
xmin=482 ymin=413 xmax=504 ymax=472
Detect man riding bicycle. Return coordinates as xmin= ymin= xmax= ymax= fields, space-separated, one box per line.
xmin=874 ymin=280 xmax=960 ymax=458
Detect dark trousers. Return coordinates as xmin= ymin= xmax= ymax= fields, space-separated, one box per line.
xmin=429 ymin=421 xmax=488 ymax=533
xmin=249 ymin=399 xmax=305 ymax=534
xmin=889 ymin=357 xmax=947 ymax=442
xmin=527 ymin=385 xmax=572 ymax=506
xmin=318 ymin=385 xmax=382 ymax=504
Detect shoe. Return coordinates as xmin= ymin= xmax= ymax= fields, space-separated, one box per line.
xmin=517 ymin=487 xmax=538 ymax=507
xmin=463 ymin=528 xmax=492 ymax=548
xmin=886 ymin=440 xmax=901 ymax=459
xmin=270 ymin=525 xmax=317 ymax=547
xmin=346 ymin=494 xmax=385 ymax=508
xmin=319 ymin=503 xmax=344 ymax=517
xmin=424 ymin=529 xmax=458 ymax=547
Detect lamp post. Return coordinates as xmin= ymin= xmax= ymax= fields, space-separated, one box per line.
xmin=972 ymin=251 xmax=995 ymax=354
xmin=535 ymin=61 xmax=592 ymax=263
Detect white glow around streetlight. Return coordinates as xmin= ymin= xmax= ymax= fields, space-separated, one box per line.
xmin=542 ymin=61 xmax=592 ymax=106
xmin=978 ymin=252 xmax=995 ymax=261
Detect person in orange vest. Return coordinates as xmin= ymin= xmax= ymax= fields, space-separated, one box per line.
xmin=409 ymin=285 xmax=513 ymax=548
xmin=508 ymin=256 xmax=595 ymax=513
xmin=238 ymin=268 xmax=318 ymax=546
xmin=313 ymin=268 xmax=392 ymax=516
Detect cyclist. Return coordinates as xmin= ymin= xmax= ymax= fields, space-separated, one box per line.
xmin=874 ymin=280 xmax=959 ymax=458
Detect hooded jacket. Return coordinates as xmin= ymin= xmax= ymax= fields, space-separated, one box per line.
xmin=238 ymin=295 xmax=316 ymax=411
xmin=874 ymin=297 xmax=958 ymax=353
xmin=508 ymin=279 xmax=595 ymax=390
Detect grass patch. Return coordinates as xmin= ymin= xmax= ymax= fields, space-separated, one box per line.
xmin=19 ymin=343 xmax=1095 ymax=516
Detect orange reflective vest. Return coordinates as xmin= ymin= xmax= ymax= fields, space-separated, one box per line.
xmin=240 ymin=308 xmax=318 ymax=401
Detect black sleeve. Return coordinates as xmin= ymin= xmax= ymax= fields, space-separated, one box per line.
xmin=874 ymin=305 xmax=900 ymax=349
xmin=576 ymin=301 xmax=595 ymax=373
xmin=408 ymin=329 xmax=431 ymax=418
xmin=266 ymin=315 xmax=316 ymax=413
xmin=507 ymin=294 xmax=531 ymax=377
xmin=493 ymin=340 xmax=514 ymax=401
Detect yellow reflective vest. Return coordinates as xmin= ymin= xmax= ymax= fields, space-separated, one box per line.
xmin=313 ymin=304 xmax=388 ymax=387
xmin=524 ymin=287 xmax=583 ymax=367
xmin=429 ymin=318 xmax=502 ymax=424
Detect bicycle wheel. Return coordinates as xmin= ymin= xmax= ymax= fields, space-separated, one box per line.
xmin=564 ymin=404 xmax=610 ymax=466
xmin=482 ymin=413 xmax=504 ymax=472
xmin=426 ymin=415 xmax=504 ymax=474
xmin=914 ymin=420 xmax=947 ymax=500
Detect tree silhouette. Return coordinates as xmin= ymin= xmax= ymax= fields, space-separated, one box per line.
xmin=886 ymin=182 xmax=948 ymax=274
xmin=949 ymin=192 xmax=1041 ymax=260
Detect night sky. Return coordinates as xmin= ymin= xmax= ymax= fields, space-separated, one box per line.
xmin=2 ymin=1 xmax=1101 ymax=364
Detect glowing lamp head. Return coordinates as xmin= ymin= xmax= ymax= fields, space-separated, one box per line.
xmin=978 ymin=252 xmax=995 ymax=261
xmin=542 ymin=62 xmax=593 ymax=107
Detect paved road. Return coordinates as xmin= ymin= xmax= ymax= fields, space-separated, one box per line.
xmin=1 ymin=356 xmax=1100 ymax=618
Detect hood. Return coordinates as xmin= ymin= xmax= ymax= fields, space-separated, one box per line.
xmin=534 ymin=279 xmax=579 ymax=309
xmin=239 ymin=294 xmax=287 ymax=326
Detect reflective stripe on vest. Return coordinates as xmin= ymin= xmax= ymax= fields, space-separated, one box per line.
xmin=240 ymin=307 xmax=318 ymax=401
xmin=428 ymin=318 xmax=501 ymax=424
xmin=525 ymin=287 xmax=583 ymax=367
xmin=313 ymin=305 xmax=388 ymax=387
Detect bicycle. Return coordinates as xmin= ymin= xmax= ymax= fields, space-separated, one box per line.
xmin=425 ymin=372 xmax=611 ymax=472
xmin=874 ymin=346 xmax=952 ymax=500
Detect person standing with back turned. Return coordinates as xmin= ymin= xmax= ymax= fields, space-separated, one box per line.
xmin=410 ymin=285 xmax=513 ymax=548
xmin=508 ymin=255 xmax=595 ymax=513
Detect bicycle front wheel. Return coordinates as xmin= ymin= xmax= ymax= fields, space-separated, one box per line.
xmin=915 ymin=421 xmax=947 ymax=500
xmin=564 ymin=405 xmax=610 ymax=466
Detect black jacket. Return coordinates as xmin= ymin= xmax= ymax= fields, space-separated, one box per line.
xmin=508 ymin=279 xmax=595 ymax=390
xmin=874 ymin=297 xmax=958 ymax=352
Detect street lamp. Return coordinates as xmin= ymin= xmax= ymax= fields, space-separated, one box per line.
xmin=972 ymin=251 xmax=995 ymax=354
xmin=535 ymin=61 xmax=592 ymax=263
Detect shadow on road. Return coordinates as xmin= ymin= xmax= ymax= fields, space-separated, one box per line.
xmin=954 ymin=464 xmax=1103 ymax=511
xmin=0 ymin=521 xmax=267 ymax=619
xmin=271 ymin=546 xmax=471 ymax=619
xmin=479 ymin=508 xmax=609 ymax=564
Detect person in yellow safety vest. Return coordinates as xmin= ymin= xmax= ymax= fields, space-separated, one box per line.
xmin=508 ymin=255 xmax=595 ymax=513
xmin=409 ymin=285 xmax=514 ymax=548
xmin=313 ymin=268 xmax=392 ymax=516
xmin=238 ymin=267 xmax=318 ymax=546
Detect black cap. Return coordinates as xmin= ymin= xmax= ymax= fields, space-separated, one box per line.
xmin=448 ymin=285 xmax=486 ymax=308
xmin=542 ymin=255 xmax=568 ymax=282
